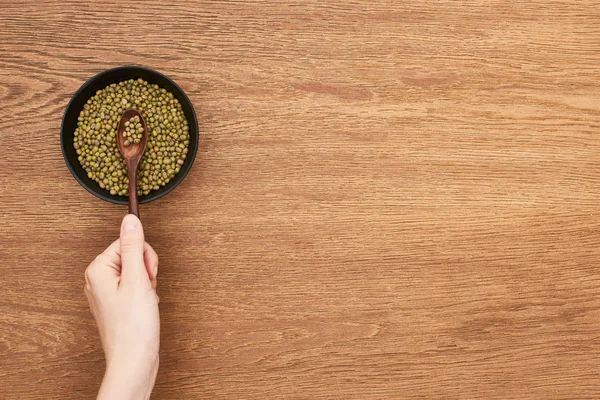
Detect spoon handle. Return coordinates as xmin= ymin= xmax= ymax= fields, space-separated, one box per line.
xmin=126 ymin=159 xmax=140 ymax=217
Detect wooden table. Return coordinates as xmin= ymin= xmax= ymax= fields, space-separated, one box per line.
xmin=1 ymin=1 xmax=599 ymax=398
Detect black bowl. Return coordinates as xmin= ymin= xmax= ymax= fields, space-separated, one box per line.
xmin=61 ymin=66 xmax=198 ymax=204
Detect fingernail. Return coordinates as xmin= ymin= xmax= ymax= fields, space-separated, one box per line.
xmin=122 ymin=214 xmax=138 ymax=232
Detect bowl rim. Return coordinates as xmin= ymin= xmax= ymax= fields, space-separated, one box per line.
xmin=60 ymin=65 xmax=198 ymax=205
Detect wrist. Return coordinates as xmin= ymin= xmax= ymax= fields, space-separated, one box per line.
xmin=98 ymin=355 xmax=159 ymax=400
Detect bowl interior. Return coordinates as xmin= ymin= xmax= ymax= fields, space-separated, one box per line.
xmin=61 ymin=66 xmax=198 ymax=205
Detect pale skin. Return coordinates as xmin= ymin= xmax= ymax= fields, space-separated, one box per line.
xmin=85 ymin=214 xmax=160 ymax=400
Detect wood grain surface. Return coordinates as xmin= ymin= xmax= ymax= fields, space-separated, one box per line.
xmin=1 ymin=1 xmax=599 ymax=398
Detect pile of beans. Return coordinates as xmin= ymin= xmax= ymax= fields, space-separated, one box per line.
xmin=73 ymin=78 xmax=189 ymax=196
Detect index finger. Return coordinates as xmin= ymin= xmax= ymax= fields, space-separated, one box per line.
xmin=99 ymin=239 xmax=121 ymax=273
xmin=101 ymin=239 xmax=157 ymax=278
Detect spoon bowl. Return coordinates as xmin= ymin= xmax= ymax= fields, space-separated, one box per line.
xmin=117 ymin=109 xmax=148 ymax=160
xmin=116 ymin=109 xmax=148 ymax=217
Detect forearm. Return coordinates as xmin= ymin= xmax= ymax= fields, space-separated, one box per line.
xmin=97 ymin=357 xmax=159 ymax=400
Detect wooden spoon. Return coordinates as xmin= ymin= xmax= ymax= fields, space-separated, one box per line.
xmin=117 ymin=109 xmax=148 ymax=217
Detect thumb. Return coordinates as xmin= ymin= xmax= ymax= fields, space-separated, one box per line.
xmin=119 ymin=214 xmax=149 ymax=286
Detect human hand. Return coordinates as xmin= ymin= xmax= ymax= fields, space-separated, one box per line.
xmin=85 ymin=214 xmax=160 ymax=400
